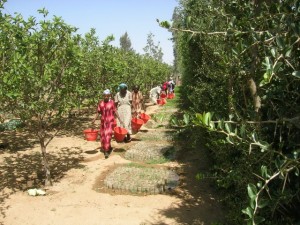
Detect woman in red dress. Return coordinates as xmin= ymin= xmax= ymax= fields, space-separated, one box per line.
xmin=92 ymin=89 xmax=117 ymax=159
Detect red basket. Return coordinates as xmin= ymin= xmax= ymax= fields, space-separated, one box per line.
xmin=114 ymin=126 xmax=128 ymax=142
xmin=83 ymin=129 xmax=99 ymax=141
xmin=131 ymin=118 xmax=144 ymax=132
xmin=140 ymin=113 xmax=151 ymax=123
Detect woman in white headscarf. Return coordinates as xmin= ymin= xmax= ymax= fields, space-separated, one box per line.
xmin=92 ymin=89 xmax=117 ymax=158
xmin=149 ymin=85 xmax=162 ymax=104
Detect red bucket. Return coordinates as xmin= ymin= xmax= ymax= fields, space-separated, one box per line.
xmin=160 ymin=93 xmax=167 ymax=98
xmin=131 ymin=118 xmax=144 ymax=132
xmin=114 ymin=126 xmax=128 ymax=142
xmin=157 ymin=99 xmax=162 ymax=105
xmin=83 ymin=129 xmax=99 ymax=141
xmin=167 ymin=93 xmax=174 ymax=99
xmin=140 ymin=113 xmax=151 ymax=123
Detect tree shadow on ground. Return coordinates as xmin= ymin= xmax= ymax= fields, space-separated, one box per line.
xmin=0 ymin=146 xmax=85 ymax=221
xmin=0 ymin=109 xmax=93 ymax=223
xmin=0 ymin=130 xmax=39 ymax=153
xmin=140 ymin=90 xmax=226 ymax=224
xmin=142 ymin=142 xmax=226 ymax=225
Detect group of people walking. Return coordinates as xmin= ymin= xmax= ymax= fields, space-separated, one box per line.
xmin=150 ymin=77 xmax=175 ymax=104
xmin=92 ymin=80 xmax=175 ymax=159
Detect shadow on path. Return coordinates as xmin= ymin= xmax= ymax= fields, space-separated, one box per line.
xmin=140 ymin=94 xmax=225 ymax=224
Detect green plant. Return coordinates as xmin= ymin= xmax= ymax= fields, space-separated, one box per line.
xmin=160 ymin=0 xmax=300 ymax=223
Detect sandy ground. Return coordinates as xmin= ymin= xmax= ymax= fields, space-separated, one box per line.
xmin=0 ymin=104 xmax=224 ymax=225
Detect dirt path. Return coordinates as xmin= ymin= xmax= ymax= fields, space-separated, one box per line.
xmin=0 ymin=102 xmax=224 ymax=225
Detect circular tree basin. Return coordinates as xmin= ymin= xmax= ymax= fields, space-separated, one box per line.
xmin=104 ymin=165 xmax=179 ymax=195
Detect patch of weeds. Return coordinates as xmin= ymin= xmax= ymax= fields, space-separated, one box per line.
xmin=152 ymin=112 xmax=168 ymax=123
xmin=146 ymin=146 xmax=176 ymax=164
xmin=104 ymin=165 xmax=176 ymax=194
xmin=164 ymin=99 xmax=179 ymax=108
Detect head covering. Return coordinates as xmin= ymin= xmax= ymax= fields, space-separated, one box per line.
xmin=119 ymin=83 xmax=127 ymax=90
xmin=103 ymin=89 xmax=111 ymax=95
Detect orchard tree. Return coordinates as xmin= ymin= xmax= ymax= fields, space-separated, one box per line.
xmin=0 ymin=2 xmax=172 ymax=187
xmin=0 ymin=7 xmax=83 ymax=186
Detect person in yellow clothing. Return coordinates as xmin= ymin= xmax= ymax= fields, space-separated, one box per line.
xmin=131 ymin=85 xmax=144 ymax=118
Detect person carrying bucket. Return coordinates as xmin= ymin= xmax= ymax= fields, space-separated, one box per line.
xmin=114 ymin=83 xmax=132 ymax=142
xmin=168 ymin=77 xmax=175 ymax=94
xmin=161 ymin=81 xmax=169 ymax=96
xmin=149 ymin=85 xmax=161 ymax=105
xmin=92 ymin=89 xmax=118 ymax=159
xmin=131 ymin=85 xmax=144 ymax=118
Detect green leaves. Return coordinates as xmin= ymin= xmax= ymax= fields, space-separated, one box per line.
xmin=242 ymin=207 xmax=253 ymax=218
xmin=193 ymin=112 xmax=213 ymax=127
xmin=243 ymin=184 xmax=267 ymax=224
xmin=247 ymin=183 xmax=257 ymax=199
xmin=275 ymin=36 xmax=285 ymax=49
xmin=158 ymin=20 xmax=171 ymax=29
xmin=292 ymin=71 xmax=300 ymax=78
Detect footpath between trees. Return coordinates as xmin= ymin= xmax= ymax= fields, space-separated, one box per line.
xmin=0 ymin=90 xmax=225 ymax=225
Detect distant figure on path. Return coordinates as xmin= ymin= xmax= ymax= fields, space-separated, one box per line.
xmin=161 ymin=81 xmax=169 ymax=96
xmin=149 ymin=85 xmax=162 ymax=105
xmin=168 ymin=77 xmax=175 ymax=94
xmin=132 ymin=85 xmax=144 ymax=118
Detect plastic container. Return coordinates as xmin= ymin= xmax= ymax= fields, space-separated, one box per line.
xmin=131 ymin=118 xmax=144 ymax=132
xmin=167 ymin=93 xmax=175 ymax=99
xmin=157 ymin=99 xmax=166 ymax=105
xmin=83 ymin=129 xmax=99 ymax=141
xmin=114 ymin=126 xmax=128 ymax=142
xmin=140 ymin=113 xmax=151 ymax=123
xmin=160 ymin=93 xmax=167 ymax=98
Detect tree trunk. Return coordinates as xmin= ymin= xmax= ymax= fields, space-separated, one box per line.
xmin=39 ymin=136 xmax=52 ymax=186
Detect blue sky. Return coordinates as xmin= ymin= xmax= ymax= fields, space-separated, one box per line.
xmin=3 ymin=0 xmax=178 ymax=65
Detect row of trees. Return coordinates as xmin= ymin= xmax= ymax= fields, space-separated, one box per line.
xmin=162 ymin=0 xmax=300 ymax=224
xmin=0 ymin=1 xmax=172 ymax=186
